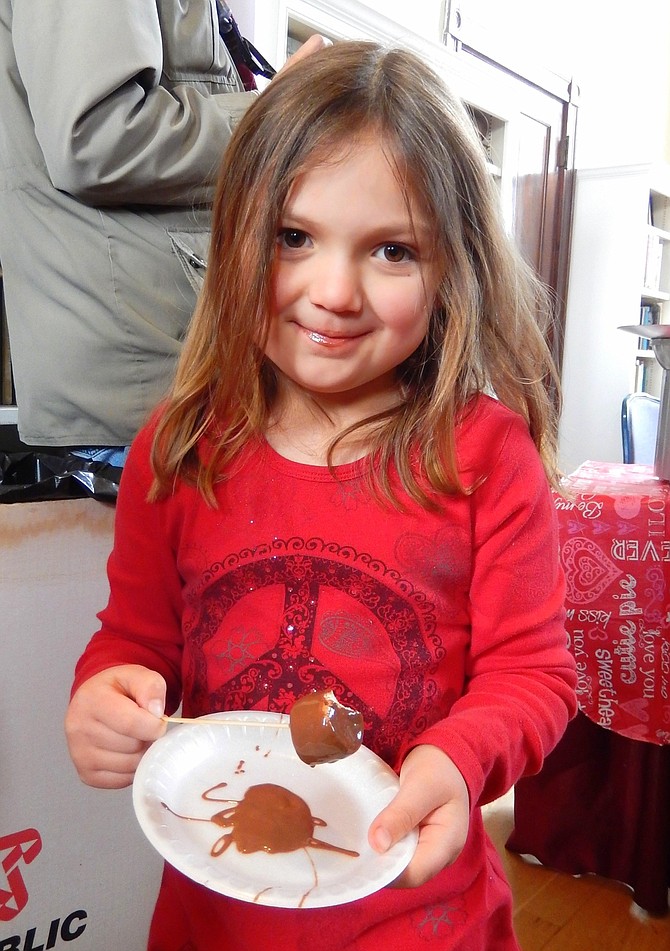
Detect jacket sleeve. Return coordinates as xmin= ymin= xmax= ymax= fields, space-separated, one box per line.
xmin=413 ymin=415 xmax=577 ymax=807
xmin=11 ymin=0 xmax=255 ymax=205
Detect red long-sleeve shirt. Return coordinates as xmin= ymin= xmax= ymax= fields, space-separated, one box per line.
xmin=73 ymin=394 xmax=576 ymax=950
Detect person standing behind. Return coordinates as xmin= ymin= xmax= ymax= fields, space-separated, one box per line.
xmin=0 ymin=0 xmax=323 ymax=453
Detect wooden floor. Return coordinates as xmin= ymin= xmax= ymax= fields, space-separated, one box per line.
xmin=483 ymin=791 xmax=670 ymax=950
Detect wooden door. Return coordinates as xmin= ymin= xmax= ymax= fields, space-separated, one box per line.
xmin=511 ymin=80 xmax=577 ymax=376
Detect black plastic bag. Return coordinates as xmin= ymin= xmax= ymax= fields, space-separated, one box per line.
xmin=0 ymin=450 xmax=121 ymax=503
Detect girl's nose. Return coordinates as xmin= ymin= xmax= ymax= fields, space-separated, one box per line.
xmin=308 ymin=254 xmax=363 ymax=314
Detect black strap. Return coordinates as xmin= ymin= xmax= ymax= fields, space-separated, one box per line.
xmin=217 ymin=2 xmax=276 ymax=87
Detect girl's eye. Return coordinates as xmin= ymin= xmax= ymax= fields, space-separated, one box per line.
xmin=278 ymin=228 xmax=309 ymax=250
xmin=376 ymin=243 xmax=413 ymax=264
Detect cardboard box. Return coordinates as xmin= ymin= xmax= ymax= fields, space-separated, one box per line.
xmin=1 ymin=500 xmax=162 ymax=951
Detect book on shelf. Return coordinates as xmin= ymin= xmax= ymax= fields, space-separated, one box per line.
xmin=634 ymin=357 xmax=649 ymax=392
xmin=644 ymin=230 xmax=664 ymax=291
xmin=638 ymin=303 xmax=661 ymax=349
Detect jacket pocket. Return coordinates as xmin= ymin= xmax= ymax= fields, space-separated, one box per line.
xmin=168 ymin=229 xmax=210 ymax=294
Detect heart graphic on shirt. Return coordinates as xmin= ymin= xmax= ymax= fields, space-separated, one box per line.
xmin=561 ymin=537 xmax=622 ymax=604
xmin=619 ymin=697 xmax=650 ymax=722
xmin=394 ymin=528 xmax=470 ymax=586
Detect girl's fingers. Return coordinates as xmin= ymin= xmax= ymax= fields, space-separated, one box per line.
xmin=369 ymin=778 xmax=436 ymax=853
xmin=367 ymin=745 xmax=471 ymax=888
xmin=65 ymin=665 xmax=168 ymax=787
xmin=389 ymin=802 xmax=470 ymax=888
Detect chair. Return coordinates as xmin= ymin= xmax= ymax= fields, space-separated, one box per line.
xmin=621 ymin=392 xmax=660 ymax=464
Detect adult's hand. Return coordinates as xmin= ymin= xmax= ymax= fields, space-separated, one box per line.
xmin=278 ymin=33 xmax=332 ymax=75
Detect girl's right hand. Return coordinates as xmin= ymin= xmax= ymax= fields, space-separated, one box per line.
xmin=64 ymin=664 xmax=168 ymax=789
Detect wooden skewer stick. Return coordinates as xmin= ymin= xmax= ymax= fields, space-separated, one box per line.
xmin=162 ymin=714 xmax=290 ymax=728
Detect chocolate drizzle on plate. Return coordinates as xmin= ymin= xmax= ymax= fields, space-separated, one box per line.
xmin=163 ymin=782 xmax=358 ymax=858
xmin=162 ymin=780 xmax=359 ymax=907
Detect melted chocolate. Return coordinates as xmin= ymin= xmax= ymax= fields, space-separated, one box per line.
xmin=162 ymin=782 xmax=359 ymax=860
xmin=290 ymin=690 xmax=364 ymax=766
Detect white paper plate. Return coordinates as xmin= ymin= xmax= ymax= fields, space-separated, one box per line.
xmin=132 ymin=711 xmax=417 ymax=908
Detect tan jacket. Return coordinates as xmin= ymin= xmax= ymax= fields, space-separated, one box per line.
xmin=0 ymin=0 xmax=255 ymax=445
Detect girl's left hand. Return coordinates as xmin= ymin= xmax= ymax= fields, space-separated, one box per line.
xmin=368 ymin=744 xmax=470 ymax=888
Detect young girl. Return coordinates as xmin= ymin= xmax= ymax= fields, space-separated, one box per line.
xmin=66 ymin=40 xmax=576 ymax=951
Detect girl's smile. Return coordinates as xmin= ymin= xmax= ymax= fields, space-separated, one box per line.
xmin=303 ymin=327 xmax=368 ymax=347
xmin=266 ymin=136 xmax=438 ymax=429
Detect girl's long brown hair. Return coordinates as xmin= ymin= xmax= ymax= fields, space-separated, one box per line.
xmin=150 ymin=40 xmax=561 ymax=507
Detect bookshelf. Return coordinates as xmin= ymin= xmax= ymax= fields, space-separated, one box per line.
xmin=624 ymin=166 xmax=670 ymax=396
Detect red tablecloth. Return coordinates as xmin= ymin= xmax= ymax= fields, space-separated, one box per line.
xmin=508 ymin=712 xmax=670 ymax=914
xmin=509 ymin=461 xmax=670 ymax=914
xmin=555 ymin=461 xmax=670 ymax=744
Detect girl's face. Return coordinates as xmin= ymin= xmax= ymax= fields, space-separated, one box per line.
xmin=266 ymin=137 xmax=438 ymax=422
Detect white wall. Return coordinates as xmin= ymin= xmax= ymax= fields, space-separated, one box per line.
xmin=235 ymin=0 xmax=444 ymax=52
xmin=570 ymin=0 xmax=670 ymax=170
xmin=341 ymin=0 xmax=444 ymax=39
xmin=558 ymin=166 xmax=649 ymax=473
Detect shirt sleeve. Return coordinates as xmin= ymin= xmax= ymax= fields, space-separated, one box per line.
xmin=71 ymin=420 xmax=185 ymax=712
xmin=413 ymin=413 xmax=577 ymax=807
xmin=11 ymin=0 xmax=255 ymax=205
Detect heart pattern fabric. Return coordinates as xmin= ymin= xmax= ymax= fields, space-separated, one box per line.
xmin=561 ymin=537 xmax=622 ymax=605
